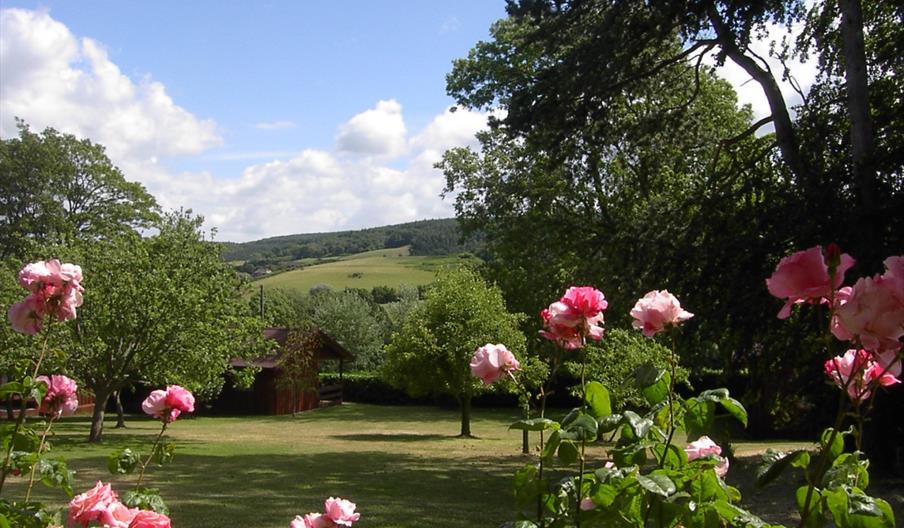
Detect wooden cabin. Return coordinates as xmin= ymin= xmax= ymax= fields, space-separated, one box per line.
xmin=215 ymin=327 xmax=353 ymax=415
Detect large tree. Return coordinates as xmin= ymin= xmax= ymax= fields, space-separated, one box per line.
xmin=60 ymin=212 xmax=264 ymax=441
xmin=442 ymin=0 xmax=903 ymax=433
xmin=0 ymin=121 xmax=159 ymax=259
xmin=382 ymin=267 xmax=528 ymax=437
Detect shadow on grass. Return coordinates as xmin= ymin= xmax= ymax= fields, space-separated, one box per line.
xmin=15 ymin=450 xmax=524 ymax=528
xmin=331 ymin=433 xmax=451 ymax=442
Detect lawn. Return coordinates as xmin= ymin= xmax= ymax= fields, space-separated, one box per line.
xmin=6 ymin=404 xmax=903 ymax=527
xmin=252 ymin=247 xmax=477 ymax=294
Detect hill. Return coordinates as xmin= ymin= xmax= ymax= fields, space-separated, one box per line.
xmin=251 ymin=246 xmax=478 ymax=294
xmin=222 ymin=218 xmax=483 ymax=275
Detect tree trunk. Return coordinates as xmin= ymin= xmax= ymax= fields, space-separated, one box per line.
xmin=114 ymin=391 xmax=126 ymax=428
xmin=89 ymin=389 xmax=111 ymax=442
xmin=459 ymin=393 xmax=472 ymax=437
xmin=707 ymin=8 xmax=807 ymax=183
xmin=838 ymin=0 xmax=878 ymax=257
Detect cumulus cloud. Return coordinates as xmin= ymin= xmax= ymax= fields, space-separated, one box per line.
xmin=0 ymin=8 xmax=221 ymax=163
xmin=0 ymin=8 xmax=494 ymax=242
xmin=335 ymin=99 xmax=408 ymax=158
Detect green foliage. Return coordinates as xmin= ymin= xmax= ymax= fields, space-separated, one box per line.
xmin=565 ymin=329 xmax=685 ymax=411
xmin=311 ymin=290 xmax=389 ymax=372
xmin=0 ymin=120 xmax=159 ymax=260
xmin=382 ymin=266 xmax=529 ymax=435
xmin=443 ymin=0 xmax=903 ymax=436
xmin=511 ymin=374 xmax=758 ymax=527
xmin=57 ymin=211 xmax=267 ymax=441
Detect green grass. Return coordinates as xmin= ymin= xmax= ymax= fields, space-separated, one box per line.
xmin=251 ymin=247 xmax=479 ymax=294
xmin=7 ymin=404 xmax=901 ymax=527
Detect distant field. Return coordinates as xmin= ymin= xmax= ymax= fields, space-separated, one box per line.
xmin=251 ymin=246 xmax=477 ymax=293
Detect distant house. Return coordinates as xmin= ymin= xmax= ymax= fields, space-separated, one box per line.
xmin=215 ymin=327 xmax=353 ymax=415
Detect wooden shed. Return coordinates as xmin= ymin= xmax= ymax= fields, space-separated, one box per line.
xmin=215 ymin=327 xmax=353 ymax=415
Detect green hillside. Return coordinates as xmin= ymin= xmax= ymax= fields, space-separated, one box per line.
xmin=222 ymin=218 xmax=484 ymax=275
xmin=252 ymin=246 xmax=477 ymax=294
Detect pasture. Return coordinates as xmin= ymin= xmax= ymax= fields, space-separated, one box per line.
xmin=11 ymin=404 xmax=900 ymax=527
xmin=252 ymin=247 xmax=476 ymax=294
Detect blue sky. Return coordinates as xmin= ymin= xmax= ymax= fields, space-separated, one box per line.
xmin=0 ymin=1 xmax=507 ymax=240
xmin=0 ymin=1 xmax=813 ymax=242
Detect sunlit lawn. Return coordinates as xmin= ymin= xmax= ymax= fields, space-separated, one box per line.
xmin=7 ymin=404 xmax=901 ymax=527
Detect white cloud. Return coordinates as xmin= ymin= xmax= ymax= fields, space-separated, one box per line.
xmin=335 ymin=99 xmax=407 ymax=158
xmin=254 ymin=120 xmax=296 ymax=130
xmin=707 ymin=20 xmax=818 ymax=124
xmin=0 ymin=8 xmax=221 ymax=163
xmin=0 ymin=8 xmax=494 ymax=242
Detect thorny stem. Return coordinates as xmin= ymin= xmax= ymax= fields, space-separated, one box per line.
xmin=24 ymin=414 xmax=56 ymax=501
xmin=136 ymin=421 xmax=168 ymax=488
xmin=658 ymin=330 xmax=679 ymax=468
xmin=576 ymin=347 xmax=587 ymax=527
xmin=799 ymin=291 xmax=851 ymax=527
xmin=0 ymin=331 xmax=51 ymax=495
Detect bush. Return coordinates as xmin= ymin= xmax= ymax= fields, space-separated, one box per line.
xmin=319 ymin=372 xmax=428 ymax=405
xmin=564 ymin=328 xmax=688 ymax=410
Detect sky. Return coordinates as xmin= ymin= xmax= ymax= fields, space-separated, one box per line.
xmin=0 ymin=1 xmax=816 ymax=242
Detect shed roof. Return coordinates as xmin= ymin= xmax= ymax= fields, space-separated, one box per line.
xmin=230 ymin=327 xmax=354 ymax=369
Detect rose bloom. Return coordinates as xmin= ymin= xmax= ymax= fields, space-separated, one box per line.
xmin=142 ymin=385 xmax=195 ymax=423
xmin=291 ymin=513 xmax=334 ymax=528
xmin=8 ymin=294 xmax=44 ymax=335
xmin=540 ymin=287 xmax=608 ymax=347
xmin=825 ymin=349 xmax=875 ymax=401
xmin=323 ymin=497 xmax=360 ymax=526
xmin=539 ymin=303 xmax=584 ymax=349
xmin=67 ymin=481 xmax=119 ymax=527
xmin=99 ymin=501 xmax=139 ymax=528
xmin=833 ymin=273 xmax=904 ymax=352
xmin=470 ymin=344 xmax=521 ymax=385
xmin=766 ymin=246 xmax=855 ymax=319
xmin=685 ymin=436 xmax=729 ymax=478
xmin=629 ymin=290 xmax=694 ymax=337
xmin=36 ymin=374 xmax=79 ymax=416
xmin=128 ymin=510 xmax=172 ymax=528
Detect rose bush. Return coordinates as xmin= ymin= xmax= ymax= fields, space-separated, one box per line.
xmin=491 ymin=246 xmax=899 ymax=527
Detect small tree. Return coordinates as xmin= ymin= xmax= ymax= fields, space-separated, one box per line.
xmin=382 ymin=267 xmax=526 ymax=437
xmin=61 ymin=211 xmax=265 ymax=441
xmin=275 ymin=326 xmax=321 ymax=415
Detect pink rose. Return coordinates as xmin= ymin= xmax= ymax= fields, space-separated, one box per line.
xmin=128 ymin=510 xmax=172 ymax=528
xmin=291 ymin=513 xmax=335 ymax=528
xmin=766 ymin=246 xmax=855 ymax=319
xmin=12 ymin=259 xmax=85 ymax=327
xmin=323 ymin=497 xmax=360 ymax=526
xmin=684 ymin=436 xmax=729 ymax=477
xmin=629 ymin=290 xmax=694 ymax=337
xmin=8 ymin=294 xmax=44 ymax=335
xmin=470 ymin=344 xmax=521 ymax=385
xmin=67 ymin=481 xmax=119 ymax=527
xmin=18 ymin=260 xmax=55 ymax=292
xmin=824 ymin=349 xmax=875 ymax=401
xmin=36 ymin=374 xmax=79 ymax=416
xmin=833 ymin=274 xmax=904 ymax=352
xmin=579 ymin=497 xmax=596 ymax=511
xmin=540 ymin=286 xmax=607 ymax=347
xmin=99 ymin=501 xmax=139 ymax=528
xmin=539 ymin=303 xmax=584 ymax=349
xmin=142 ymin=385 xmax=195 ymax=423
xmin=561 ymin=286 xmax=609 ymax=318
